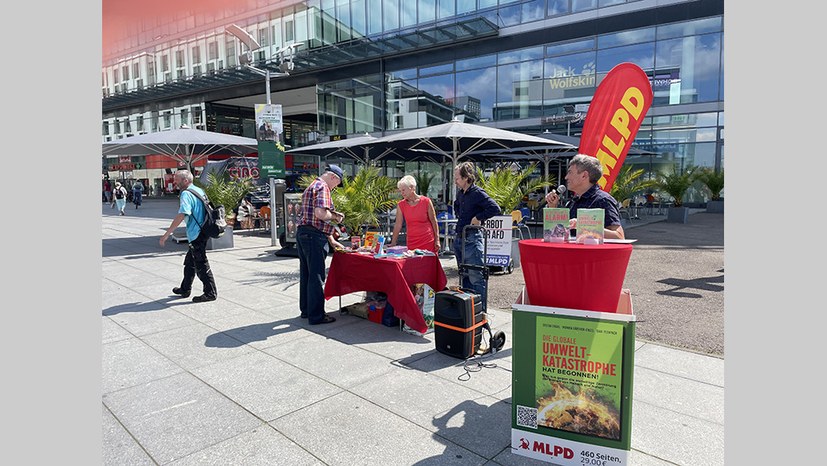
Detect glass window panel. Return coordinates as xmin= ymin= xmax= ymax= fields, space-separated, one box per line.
xmin=456 ymin=67 xmax=497 ymax=121
xmin=479 ymin=0 xmax=497 ymax=8
xmin=456 ymin=54 xmax=497 ymax=71
xmin=496 ymin=60 xmax=544 ymax=120
xmin=572 ymin=0 xmax=597 ymax=12
xmin=598 ymin=27 xmax=656 ymax=49
xmin=657 ymin=16 xmax=722 ymax=40
xmin=595 ymin=41 xmax=654 ymax=73
xmin=384 ymin=0 xmax=399 ymax=31
xmin=419 ymin=0 xmax=436 ymax=23
xmin=543 ymin=52 xmax=597 ymax=108
xmin=654 ymin=33 xmax=721 ymax=104
xmin=336 ymin=0 xmax=351 ymax=41
xmin=390 ymin=67 xmax=418 ymax=80
xmin=438 ymin=0 xmax=454 ymax=19
xmin=498 ymin=4 xmax=522 ymax=27
xmin=368 ymin=0 xmax=382 ymax=34
xmin=521 ymin=0 xmax=545 ymax=22
xmin=401 ymin=0 xmax=417 ymax=27
xmin=420 ymin=62 xmax=454 ymax=76
xmin=351 ymin=0 xmax=366 ymax=36
xmin=599 ymin=0 xmax=625 ymax=6
xmin=457 ymin=0 xmax=475 ymax=15
xmin=498 ymin=45 xmax=544 ymax=65
xmin=296 ymin=10 xmax=309 ymax=43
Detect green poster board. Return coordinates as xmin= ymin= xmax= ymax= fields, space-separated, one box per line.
xmin=257 ymin=140 xmax=285 ymax=178
xmin=511 ymin=304 xmax=635 ymax=465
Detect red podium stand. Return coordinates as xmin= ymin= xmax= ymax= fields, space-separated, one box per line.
xmin=518 ymin=239 xmax=632 ymax=313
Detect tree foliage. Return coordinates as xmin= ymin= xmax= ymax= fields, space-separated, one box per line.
xmin=656 ymin=165 xmax=700 ymax=207
xmin=696 ymin=167 xmax=724 ymax=200
xmin=474 ymin=163 xmax=555 ymax=213
xmin=194 ymin=172 xmax=255 ymax=221
xmin=609 ymin=165 xmax=658 ymax=205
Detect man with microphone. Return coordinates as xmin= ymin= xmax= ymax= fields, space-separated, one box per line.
xmin=545 ymin=154 xmax=625 ymax=240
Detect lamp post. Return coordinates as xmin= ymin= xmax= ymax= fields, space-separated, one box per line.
xmin=225 ymin=24 xmax=298 ymax=248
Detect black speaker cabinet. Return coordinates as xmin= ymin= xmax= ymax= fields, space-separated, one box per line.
xmin=434 ymin=289 xmax=486 ymax=359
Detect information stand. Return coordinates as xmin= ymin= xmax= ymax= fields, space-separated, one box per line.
xmin=511 ymin=291 xmax=636 ymax=465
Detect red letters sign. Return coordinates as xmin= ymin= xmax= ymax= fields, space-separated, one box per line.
xmin=578 ymin=63 xmax=653 ymax=192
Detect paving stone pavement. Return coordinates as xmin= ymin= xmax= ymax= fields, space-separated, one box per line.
xmin=102 ymin=198 xmax=723 ymax=465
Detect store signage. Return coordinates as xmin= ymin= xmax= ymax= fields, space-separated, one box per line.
xmin=109 ymin=163 xmax=142 ymax=171
xmin=256 ymin=103 xmax=285 ymax=178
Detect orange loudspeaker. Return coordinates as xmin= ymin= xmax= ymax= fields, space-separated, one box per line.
xmin=433 ymin=289 xmax=486 ymax=359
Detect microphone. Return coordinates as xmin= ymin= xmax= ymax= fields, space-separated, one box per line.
xmin=544 ymin=185 xmax=567 ymax=206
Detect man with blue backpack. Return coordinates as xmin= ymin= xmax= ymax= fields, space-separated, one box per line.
xmin=159 ymin=170 xmax=218 ymax=303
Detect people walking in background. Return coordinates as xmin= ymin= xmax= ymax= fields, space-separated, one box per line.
xmin=103 ymin=179 xmax=112 ymax=203
xmin=113 ymin=182 xmax=128 ymax=215
xmin=544 ymin=154 xmax=625 ymax=240
xmin=453 ymin=162 xmax=501 ymax=310
xmin=389 ymin=175 xmax=440 ymax=253
xmin=132 ymin=180 xmax=144 ymax=209
xmin=159 ymin=170 xmax=218 ymax=303
xmin=296 ymin=164 xmax=346 ymax=325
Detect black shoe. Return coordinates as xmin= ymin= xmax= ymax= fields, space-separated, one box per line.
xmin=192 ymin=294 xmax=217 ymax=303
xmin=309 ymin=314 xmax=336 ymax=325
xmin=172 ymin=287 xmax=191 ymax=298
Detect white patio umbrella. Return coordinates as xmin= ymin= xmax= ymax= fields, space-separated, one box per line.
xmin=102 ymin=126 xmax=259 ymax=173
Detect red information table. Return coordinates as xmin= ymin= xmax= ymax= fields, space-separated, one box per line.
xmin=324 ymin=252 xmax=447 ymax=333
xmin=518 ymin=239 xmax=633 ymax=313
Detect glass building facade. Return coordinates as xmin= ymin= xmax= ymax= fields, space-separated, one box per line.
xmin=103 ymin=0 xmax=724 ymax=203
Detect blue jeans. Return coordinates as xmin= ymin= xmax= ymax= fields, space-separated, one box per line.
xmin=297 ymin=225 xmax=330 ymax=323
xmin=453 ymin=228 xmax=487 ymax=310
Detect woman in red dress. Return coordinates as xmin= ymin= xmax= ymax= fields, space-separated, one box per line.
xmin=389 ymin=175 xmax=440 ymax=253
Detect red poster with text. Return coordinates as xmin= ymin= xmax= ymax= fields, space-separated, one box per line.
xmin=579 ymin=63 xmax=653 ymax=192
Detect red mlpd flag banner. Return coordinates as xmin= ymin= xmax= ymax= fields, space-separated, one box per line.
xmin=579 ymin=63 xmax=653 ymax=192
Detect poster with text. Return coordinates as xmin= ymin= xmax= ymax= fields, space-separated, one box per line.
xmin=512 ymin=306 xmax=635 ymax=465
xmin=482 ymin=215 xmax=513 ymax=267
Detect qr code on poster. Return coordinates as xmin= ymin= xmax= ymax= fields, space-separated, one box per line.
xmin=516 ymin=405 xmax=538 ymax=429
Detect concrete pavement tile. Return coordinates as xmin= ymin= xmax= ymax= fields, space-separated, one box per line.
xmin=102 ymin=404 xmax=155 ymax=466
xmin=168 ymin=426 xmax=325 ymax=466
xmin=324 ymin=318 xmax=436 ymax=360
xmin=104 ymin=302 xmax=199 ymax=337
xmin=219 ymin=285 xmax=295 ymax=311
xmin=262 ymin=333 xmax=397 ymax=388
xmin=405 ymin=351 xmax=514 ymax=401
xmin=102 ymin=372 xmax=262 ymax=465
xmin=141 ymin=320 xmax=255 ymax=370
xmin=271 ymin=391 xmax=485 ymax=466
xmin=631 ymin=400 xmax=724 ymax=466
xmin=350 ymin=366 xmax=486 ymax=433
xmin=427 ymin=396 xmax=513 ymax=460
xmin=175 ymin=300 xmax=252 ymax=324
xmin=204 ymin=310 xmax=316 ymax=350
xmin=102 ymin=337 xmax=183 ymax=394
xmin=635 ymin=343 xmax=724 ymax=387
xmin=627 ymin=449 xmax=678 ymax=465
xmin=191 ymin=351 xmax=342 ymax=422
xmin=101 ymin=287 xmax=153 ymax=311
xmin=491 ymin=446 xmax=568 ymax=465
xmin=102 ymin=317 xmax=133 ymax=344
xmin=633 ymin=366 xmax=724 ymax=424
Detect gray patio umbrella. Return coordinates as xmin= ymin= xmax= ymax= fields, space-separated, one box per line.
xmin=102 ymin=126 xmax=259 ymax=173
xmin=285 ymin=134 xmax=384 ymax=166
xmin=365 ymin=118 xmax=574 ymax=202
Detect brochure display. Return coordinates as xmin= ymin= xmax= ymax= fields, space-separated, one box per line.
xmin=575 ymin=209 xmax=605 ymax=244
xmin=543 ymin=208 xmax=570 ymax=243
xmin=511 ymin=304 xmax=635 ymax=465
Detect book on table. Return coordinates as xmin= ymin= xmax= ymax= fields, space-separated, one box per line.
xmin=542 ymin=208 xmax=570 ymax=243
xmin=576 ymin=208 xmax=605 ymax=244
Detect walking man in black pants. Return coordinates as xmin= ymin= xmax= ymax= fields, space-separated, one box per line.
xmin=159 ymin=170 xmax=218 ymax=302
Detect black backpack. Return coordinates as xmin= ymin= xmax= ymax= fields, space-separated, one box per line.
xmin=186 ymin=188 xmax=227 ymax=238
xmin=114 ymin=187 xmax=124 ymax=199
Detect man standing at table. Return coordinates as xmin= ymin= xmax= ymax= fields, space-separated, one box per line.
xmin=453 ymin=161 xmax=501 ymax=310
xmin=545 ymin=154 xmax=625 ymax=240
xmin=297 ymin=164 xmax=346 ymax=325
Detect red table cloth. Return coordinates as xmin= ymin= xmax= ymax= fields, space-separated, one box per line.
xmin=518 ymin=239 xmax=633 ymax=313
xmin=324 ymin=252 xmax=448 ymax=333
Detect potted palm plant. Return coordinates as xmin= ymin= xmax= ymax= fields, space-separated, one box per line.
xmin=656 ymin=166 xmax=699 ymax=224
xmin=697 ymin=167 xmax=724 ymax=213
xmin=475 ymin=163 xmax=555 ymax=268
xmin=609 ymin=165 xmax=659 ymax=225
xmin=195 ymin=172 xmax=255 ymax=249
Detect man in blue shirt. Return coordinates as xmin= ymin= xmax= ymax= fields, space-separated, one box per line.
xmin=545 ymin=154 xmax=625 ymax=240
xmin=452 ymin=161 xmax=501 ymax=310
xmin=159 ymin=170 xmax=218 ymax=302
